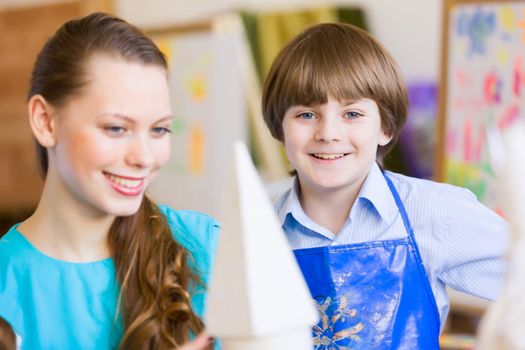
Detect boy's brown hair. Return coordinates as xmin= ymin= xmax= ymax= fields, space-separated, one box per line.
xmin=262 ymin=22 xmax=408 ymax=164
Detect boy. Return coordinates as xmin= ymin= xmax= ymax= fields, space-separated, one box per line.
xmin=262 ymin=23 xmax=507 ymax=349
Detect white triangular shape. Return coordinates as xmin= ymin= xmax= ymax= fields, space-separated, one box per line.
xmin=205 ymin=141 xmax=318 ymax=342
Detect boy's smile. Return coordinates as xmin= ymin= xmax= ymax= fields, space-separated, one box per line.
xmin=311 ymin=153 xmax=349 ymax=160
xmin=282 ymin=97 xmax=391 ymax=198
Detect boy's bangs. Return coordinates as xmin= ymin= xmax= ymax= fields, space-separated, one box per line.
xmin=282 ymin=48 xmax=374 ymax=108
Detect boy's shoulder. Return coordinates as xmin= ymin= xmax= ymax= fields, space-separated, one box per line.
xmin=384 ymin=170 xmax=477 ymax=202
xmin=384 ymin=171 xmax=496 ymax=229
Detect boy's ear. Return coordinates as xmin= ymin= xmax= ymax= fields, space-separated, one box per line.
xmin=28 ymin=95 xmax=57 ymax=148
xmin=378 ymin=131 xmax=393 ymax=146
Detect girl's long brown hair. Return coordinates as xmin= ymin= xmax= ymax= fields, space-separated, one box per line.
xmin=0 ymin=317 xmax=16 ymax=350
xmin=29 ymin=12 xmax=206 ymax=349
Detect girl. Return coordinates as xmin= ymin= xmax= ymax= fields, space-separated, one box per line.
xmin=0 ymin=13 xmax=217 ymax=350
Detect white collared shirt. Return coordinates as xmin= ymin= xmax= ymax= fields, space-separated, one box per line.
xmin=275 ymin=162 xmax=509 ymax=328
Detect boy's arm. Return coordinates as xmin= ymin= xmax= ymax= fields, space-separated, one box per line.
xmin=440 ymin=188 xmax=509 ymax=300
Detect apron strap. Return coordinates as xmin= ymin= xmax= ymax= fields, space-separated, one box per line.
xmin=383 ymin=173 xmax=415 ymax=240
xmin=383 ymin=172 xmax=422 ymax=257
xmin=383 ymin=172 xmax=441 ymax=329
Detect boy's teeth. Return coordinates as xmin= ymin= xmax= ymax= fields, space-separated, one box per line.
xmin=107 ymin=174 xmax=142 ymax=188
xmin=314 ymin=153 xmax=345 ymax=160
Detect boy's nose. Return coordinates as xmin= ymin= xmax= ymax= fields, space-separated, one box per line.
xmin=314 ymin=119 xmax=342 ymax=142
xmin=126 ymin=135 xmax=154 ymax=169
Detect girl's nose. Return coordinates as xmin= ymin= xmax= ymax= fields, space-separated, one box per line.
xmin=126 ymin=135 xmax=154 ymax=169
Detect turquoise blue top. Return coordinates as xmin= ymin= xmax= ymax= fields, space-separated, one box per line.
xmin=0 ymin=206 xmax=219 ymax=349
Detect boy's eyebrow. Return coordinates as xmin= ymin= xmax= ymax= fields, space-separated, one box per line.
xmin=290 ymin=99 xmax=362 ymax=108
xmin=289 ymin=103 xmax=322 ymax=109
xmin=340 ymin=98 xmax=360 ymax=105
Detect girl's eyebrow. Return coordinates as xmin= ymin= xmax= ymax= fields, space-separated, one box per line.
xmin=154 ymin=115 xmax=174 ymax=123
xmin=97 ymin=113 xmax=173 ymax=123
xmin=96 ymin=113 xmax=135 ymax=122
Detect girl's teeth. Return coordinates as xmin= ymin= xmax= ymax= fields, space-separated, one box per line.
xmin=314 ymin=154 xmax=345 ymax=160
xmin=107 ymin=174 xmax=142 ymax=188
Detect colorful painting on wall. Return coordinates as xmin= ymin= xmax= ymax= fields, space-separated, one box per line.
xmin=146 ymin=24 xmax=247 ymax=218
xmin=439 ymin=0 xmax=525 ymax=216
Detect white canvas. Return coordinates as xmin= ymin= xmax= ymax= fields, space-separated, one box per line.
xmin=220 ymin=329 xmax=313 ymax=350
xmin=478 ymin=120 xmax=525 ymax=349
xmin=205 ymin=141 xmax=318 ymax=339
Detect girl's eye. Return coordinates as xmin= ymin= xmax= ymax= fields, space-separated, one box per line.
xmin=151 ymin=127 xmax=172 ymax=136
xmin=345 ymin=111 xmax=362 ymax=119
xmin=299 ymin=112 xmax=315 ymax=120
xmin=105 ymin=126 xmax=126 ymax=135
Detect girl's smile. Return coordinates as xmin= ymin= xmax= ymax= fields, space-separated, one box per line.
xmin=45 ymin=54 xmax=173 ymax=217
xmin=103 ymin=171 xmax=146 ymax=196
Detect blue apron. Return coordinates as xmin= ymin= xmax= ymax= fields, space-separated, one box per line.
xmin=293 ymin=174 xmax=441 ymax=349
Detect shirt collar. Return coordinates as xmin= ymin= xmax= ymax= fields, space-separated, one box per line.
xmin=277 ymin=177 xmax=305 ymax=227
xmin=355 ymin=162 xmax=398 ymax=222
xmin=277 ymin=178 xmax=336 ymax=239
xmin=277 ymin=162 xmax=398 ymax=227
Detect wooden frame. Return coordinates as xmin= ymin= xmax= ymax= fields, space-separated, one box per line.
xmin=435 ymin=0 xmax=525 ymax=210
xmin=0 ymin=1 xmax=113 ymax=215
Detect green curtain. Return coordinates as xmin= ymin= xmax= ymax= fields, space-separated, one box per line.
xmin=242 ymin=7 xmax=368 ymax=84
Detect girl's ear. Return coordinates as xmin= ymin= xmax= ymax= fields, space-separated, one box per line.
xmin=28 ymin=95 xmax=57 ymax=148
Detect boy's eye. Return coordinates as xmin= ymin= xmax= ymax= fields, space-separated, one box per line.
xmin=345 ymin=111 xmax=362 ymax=119
xmin=298 ymin=112 xmax=315 ymax=120
xmin=151 ymin=127 xmax=172 ymax=136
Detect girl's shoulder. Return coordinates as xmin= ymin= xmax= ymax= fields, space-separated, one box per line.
xmin=158 ymin=205 xmax=220 ymax=275
xmin=0 ymin=226 xmax=28 ymax=275
xmin=158 ymin=205 xmax=220 ymax=250
xmin=159 ymin=205 xmax=220 ymax=234
xmin=0 ymin=227 xmax=22 ymax=333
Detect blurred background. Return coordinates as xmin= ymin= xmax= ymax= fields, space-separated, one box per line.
xmin=1 ymin=1 xmax=522 ymax=348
